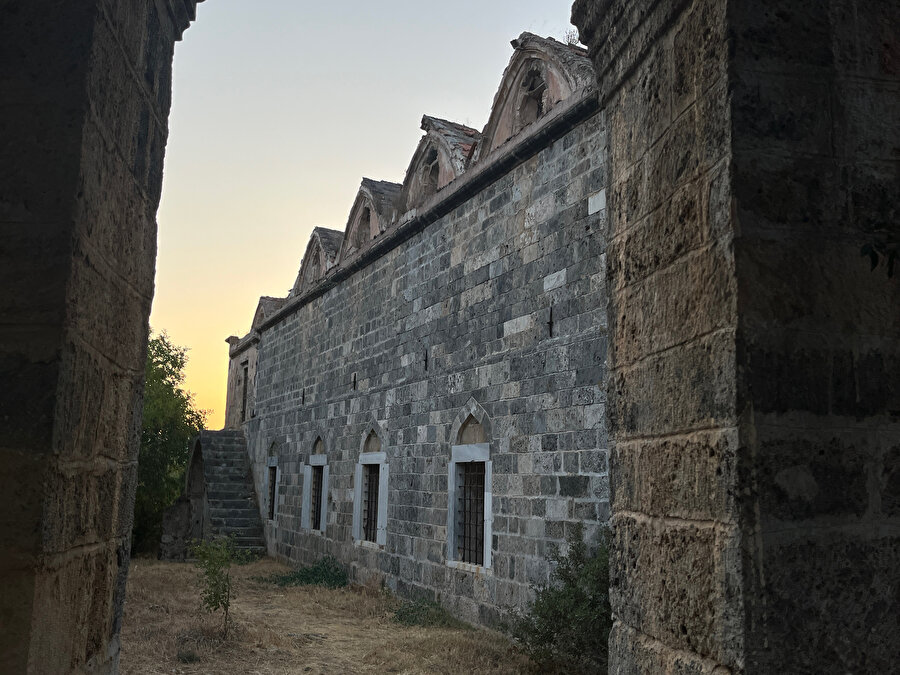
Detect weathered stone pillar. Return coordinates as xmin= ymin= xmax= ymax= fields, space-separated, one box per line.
xmin=0 ymin=1 xmax=199 ymax=671
xmin=572 ymin=0 xmax=899 ymax=671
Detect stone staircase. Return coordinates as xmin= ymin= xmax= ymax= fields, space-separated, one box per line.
xmin=197 ymin=429 xmax=266 ymax=556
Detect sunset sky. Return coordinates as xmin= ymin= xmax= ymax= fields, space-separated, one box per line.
xmin=150 ymin=0 xmax=579 ymax=429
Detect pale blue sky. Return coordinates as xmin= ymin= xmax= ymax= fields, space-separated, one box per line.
xmin=151 ymin=0 xmax=579 ymax=426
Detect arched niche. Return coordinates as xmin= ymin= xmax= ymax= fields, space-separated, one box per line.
xmin=474 ymin=33 xmax=593 ymax=161
xmin=357 ymin=417 xmax=389 ymax=456
xmin=449 ymin=397 xmax=493 ymax=447
xmin=458 ymin=415 xmax=488 ymax=444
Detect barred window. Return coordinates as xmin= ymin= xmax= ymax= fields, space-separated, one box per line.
xmin=267 ymin=465 xmax=277 ymax=521
xmin=362 ymin=463 xmax=380 ymax=543
xmin=354 ymin=431 xmax=389 ymax=546
xmin=447 ymin=414 xmax=492 ymax=569
xmin=456 ymin=462 xmax=486 ymax=565
xmin=310 ymin=465 xmax=324 ymax=531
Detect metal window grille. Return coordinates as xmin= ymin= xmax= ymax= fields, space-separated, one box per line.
xmin=362 ymin=463 xmax=380 ymax=542
xmin=311 ymin=465 xmax=324 ymax=530
xmin=456 ymin=462 xmax=485 ymax=565
xmin=267 ymin=466 xmax=277 ymax=521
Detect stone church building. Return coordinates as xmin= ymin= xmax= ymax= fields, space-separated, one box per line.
xmin=218 ymin=33 xmax=609 ymax=623
xmin=4 ymin=1 xmax=896 ymax=672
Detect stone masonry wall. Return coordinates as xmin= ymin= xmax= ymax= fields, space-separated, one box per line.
xmin=0 ymin=1 xmax=198 ymax=671
xmin=247 ymin=110 xmax=609 ymax=624
xmin=573 ymin=0 xmax=899 ymax=671
xmin=729 ymin=1 xmax=900 ymax=670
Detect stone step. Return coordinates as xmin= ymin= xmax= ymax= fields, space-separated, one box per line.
xmin=209 ymin=507 xmax=260 ymax=520
xmin=211 ymin=517 xmax=259 ymax=529
xmin=207 ymin=466 xmax=249 ymax=476
xmin=208 ymin=488 xmax=256 ymax=500
xmin=216 ymin=526 xmax=264 ymax=539
xmin=208 ymin=498 xmax=256 ymax=510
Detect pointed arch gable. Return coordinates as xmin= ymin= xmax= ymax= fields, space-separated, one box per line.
xmin=398 ymin=116 xmax=480 ymax=215
xmin=338 ymin=179 xmax=401 ymax=263
xmin=251 ymin=296 xmax=287 ymax=331
xmin=474 ymin=33 xmax=594 ymax=162
xmin=291 ymin=227 xmax=344 ymax=296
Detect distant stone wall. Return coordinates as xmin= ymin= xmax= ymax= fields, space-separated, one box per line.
xmin=247 ymin=107 xmax=610 ymax=623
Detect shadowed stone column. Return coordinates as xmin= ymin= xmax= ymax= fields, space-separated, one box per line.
xmin=572 ymin=0 xmax=899 ymax=672
xmin=0 ymin=1 xmax=200 ymax=671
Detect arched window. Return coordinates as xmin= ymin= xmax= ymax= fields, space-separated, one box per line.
xmin=448 ymin=414 xmax=491 ymax=569
xmin=421 ymin=147 xmax=440 ymax=198
xmin=353 ymin=429 xmax=389 ymax=546
xmin=304 ymin=246 xmax=321 ymax=285
xmin=354 ymin=207 xmax=371 ymax=250
xmin=517 ymin=69 xmax=546 ymax=130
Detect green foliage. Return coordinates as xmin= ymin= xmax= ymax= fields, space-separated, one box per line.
xmin=511 ymin=524 xmax=612 ymax=674
xmin=190 ymin=537 xmax=245 ymax=637
xmin=393 ymin=597 xmax=470 ymax=629
xmin=262 ymin=555 xmax=349 ymax=589
xmin=133 ymin=330 xmax=205 ymax=553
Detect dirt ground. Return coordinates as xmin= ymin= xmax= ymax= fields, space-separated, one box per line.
xmin=120 ymin=558 xmax=534 ymax=674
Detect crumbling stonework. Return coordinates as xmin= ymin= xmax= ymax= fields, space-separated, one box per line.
xmin=572 ymin=0 xmax=899 ymax=671
xmin=227 ymin=35 xmax=610 ymax=623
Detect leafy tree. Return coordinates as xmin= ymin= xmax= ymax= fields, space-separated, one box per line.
xmin=133 ymin=330 xmax=206 ymax=553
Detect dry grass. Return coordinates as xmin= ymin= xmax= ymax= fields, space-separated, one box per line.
xmin=121 ymin=558 xmax=533 ymax=674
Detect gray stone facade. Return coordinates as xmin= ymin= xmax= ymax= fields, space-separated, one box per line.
xmin=230 ymin=37 xmax=612 ymax=623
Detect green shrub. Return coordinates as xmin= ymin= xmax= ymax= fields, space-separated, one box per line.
xmin=190 ymin=537 xmax=244 ymax=637
xmin=393 ymin=597 xmax=469 ymax=629
xmin=511 ymin=523 xmax=612 ymax=674
xmin=263 ymin=555 xmax=348 ymax=589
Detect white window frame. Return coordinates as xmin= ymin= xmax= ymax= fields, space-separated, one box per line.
xmin=352 ymin=451 xmax=389 ymax=547
xmin=265 ymin=456 xmax=280 ymax=522
xmin=301 ymin=453 xmax=329 ymax=534
xmin=446 ymin=442 xmax=492 ymax=571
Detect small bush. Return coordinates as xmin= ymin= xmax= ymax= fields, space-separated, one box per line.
xmin=394 ymin=597 xmax=469 ymax=630
xmin=176 ymin=649 xmax=200 ymax=664
xmin=263 ymin=555 xmax=348 ymax=589
xmin=511 ymin=523 xmax=612 ymax=674
xmin=190 ymin=537 xmax=245 ymax=637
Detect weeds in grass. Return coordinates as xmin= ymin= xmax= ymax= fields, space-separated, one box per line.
xmin=393 ymin=597 xmax=470 ymax=630
xmin=259 ymin=555 xmax=348 ymax=589
xmin=189 ymin=536 xmax=248 ymax=637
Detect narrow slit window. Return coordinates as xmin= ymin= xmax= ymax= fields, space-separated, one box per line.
xmin=311 ymin=465 xmax=324 ymax=531
xmin=267 ymin=466 xmax=277 ymax=521
xmin=240 ymin=364 xmax=249 ymax=421
xmin=456 ymin=462 xmax=486 ymax=565
xmin=362 ymin=463 xmax=380 ymax=542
